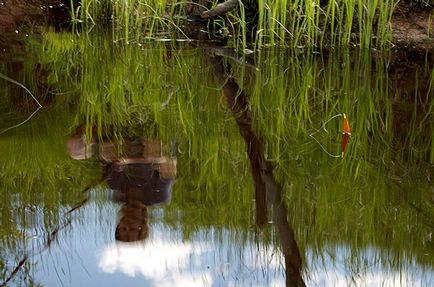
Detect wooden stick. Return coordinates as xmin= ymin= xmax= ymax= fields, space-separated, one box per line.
xmin=201 ymin=0 xmax=239 ymax=19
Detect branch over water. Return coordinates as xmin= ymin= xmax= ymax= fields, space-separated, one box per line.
xmin=201 ymin=0 xmax=239 ymax=19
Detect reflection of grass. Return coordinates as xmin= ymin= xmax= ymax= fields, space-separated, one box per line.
xmin=0 ymin=31 xmax=433 ymax=282
xmin=249 ymin=48 xmax=434 ymax=166
xmin=0 ymin=107 xmax=101 ymax=278
xmin=0 ymin=106 xmax=101 ymax=206
xmin=245 ymin=47 xmax=434 ymax=269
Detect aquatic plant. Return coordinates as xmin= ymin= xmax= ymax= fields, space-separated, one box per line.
xmin=66 ymin=0 xmax=398 ymax=49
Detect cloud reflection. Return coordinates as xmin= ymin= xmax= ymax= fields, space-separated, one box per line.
xmin=98 ymin=240 xmax=212 ymax=286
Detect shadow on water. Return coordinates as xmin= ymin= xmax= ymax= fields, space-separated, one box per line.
xmin=210 ymin=53 xmax=306 ymax=286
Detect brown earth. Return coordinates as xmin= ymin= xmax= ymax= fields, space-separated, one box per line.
xmin=0 ymin=0 xmax=66 ymax=57
xmin=392 ymin=7 xmax=434 ymax=50
xmin=0 ymin=0 xmax=46 ymax=32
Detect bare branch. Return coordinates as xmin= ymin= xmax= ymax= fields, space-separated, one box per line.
xmin=201 ymin=0 xmax=239 ymax=19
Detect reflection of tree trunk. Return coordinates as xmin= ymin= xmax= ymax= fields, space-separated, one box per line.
xmin=263 ymin=166 xmax=306 ymax=287
xmin=209 ymin=54 xmax=306 ymax=287
xmin=209 ymin=55 xmax=267 ymax=227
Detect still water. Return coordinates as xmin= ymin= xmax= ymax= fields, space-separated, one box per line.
xmin=0 ymin=30 xmax=433 ymax=286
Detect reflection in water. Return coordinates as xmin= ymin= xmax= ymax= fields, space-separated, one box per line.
xmin=67 ymin=128 xmax=176 ymax=243
xmin=98 ymin=233 xmax=212 ymax=286
xmin=209 ymin=52 xmax=268 ymax=227
xmin=210 ymin=52 xmax=306 ymax=287
xmin=115 ymin=196 xmax=150 ymax=242
xmin=1 ymin=37 xmax=433 ymax=286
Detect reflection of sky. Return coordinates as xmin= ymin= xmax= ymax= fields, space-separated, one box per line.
xmin=98 ymin=239 xmax=211 ymax=285
xmin=25 ymin=188 xmax=434 ymax=287
xmin=29 ymin=188 xmax=285 ymax=287
xmin=97 ymin=224 xmax=285 ymax=287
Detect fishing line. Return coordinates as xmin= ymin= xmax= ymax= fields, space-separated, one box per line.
xmin=309 ymin=113 xmax=343 ymax=158
xmin=0 ymin=72 xmax=42 ymax=135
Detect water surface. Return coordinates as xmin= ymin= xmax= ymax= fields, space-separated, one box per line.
xmin=0 ymin=30 xmax=433 ymax=286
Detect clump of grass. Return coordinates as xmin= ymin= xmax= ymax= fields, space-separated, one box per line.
xmin=65 ymin=0 xmax=398 ymax=49
xmin=69 ymin=0 xmax=188 ymax=42
xmin=225 ymin=0 xmax=397 ymax=48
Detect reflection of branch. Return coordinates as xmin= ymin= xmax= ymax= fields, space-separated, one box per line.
xmin=263 ymin=167 xmax=306 ymax=287
xmin=209 ymin=54 xmax=306 ymax=287
xmin=0 ymin=185 xmax=93 ymax=286
xmin=0 ymin=256 xmax=28 ymax=287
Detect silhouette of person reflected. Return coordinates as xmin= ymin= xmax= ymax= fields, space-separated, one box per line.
xmin=107 ymin=159 xmax=175 ymax=242
xmin=66 ymin=129 xmax=177 ymax=243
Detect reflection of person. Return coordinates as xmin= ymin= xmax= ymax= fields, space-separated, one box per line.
xmin=66 ymin=129 xmax=177 ymax=243
xmin=106 ymin=148 xmax=176 ymax=242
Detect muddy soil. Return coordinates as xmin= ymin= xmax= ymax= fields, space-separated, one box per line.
xmin=392 ymin=7 xmax=434 ymax=50
xmin=0 ymin=0 xmax=69 ymax=58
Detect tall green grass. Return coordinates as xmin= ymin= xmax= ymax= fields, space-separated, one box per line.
xmin=71 ymin=0 xmax=188 ymax=42
xmin=67 ymin=0 xmax=398 ymax=49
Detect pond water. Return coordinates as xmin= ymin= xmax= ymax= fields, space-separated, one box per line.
xmin=0 ymin=30 xmax=433 ymax=287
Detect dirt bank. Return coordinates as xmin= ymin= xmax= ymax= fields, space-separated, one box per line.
xmin=0 ymin=0 xmax=69 ymax=58
xmin=392 ymin=7 xmax=434 ymax=50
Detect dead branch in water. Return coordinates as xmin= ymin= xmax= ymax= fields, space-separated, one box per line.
xmin=201 ymin=0 xmax=239 ymax=19
xmin=0 ymin=183 xmax=96 ymax=286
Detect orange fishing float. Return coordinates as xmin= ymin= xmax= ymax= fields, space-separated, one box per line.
xmin=341 ymin=113 xmax=351 ymax=156
xmin=309 ymin=113 xmax=352 ymax=158
xmin=343 ymin=113 xmax=351 ymax=135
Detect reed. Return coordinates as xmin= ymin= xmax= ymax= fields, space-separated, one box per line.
xmin=65 ymin=0 xmax=399 ymax=49
xmin=239 ymin=0 xmax=396 ymax=48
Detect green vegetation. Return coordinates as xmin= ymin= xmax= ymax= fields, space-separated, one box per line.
xmin=68 ymin=0 xmax=399 ymax=49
